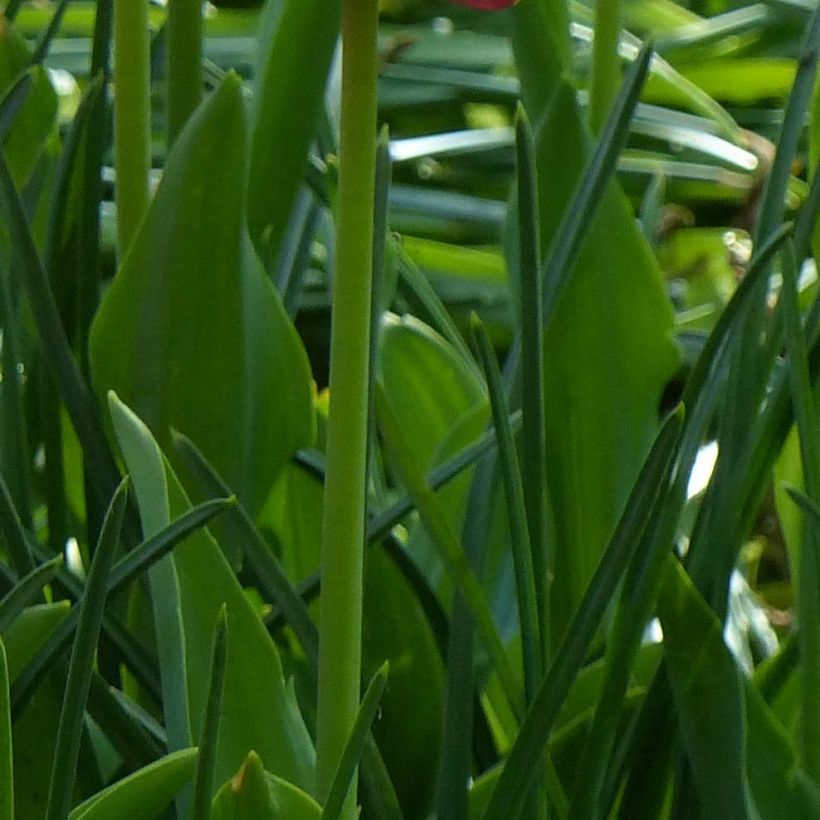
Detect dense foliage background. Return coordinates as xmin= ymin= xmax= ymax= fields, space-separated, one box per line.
xmin=1 ymin=0 xmax=820 ymax=818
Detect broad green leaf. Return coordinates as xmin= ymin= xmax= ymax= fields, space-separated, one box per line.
xmin=211 ymin=752 xmax=321 ymax=820
xmin=4 ymin=602 xmax=69 ymax=819
xmin=378 ymin=313 xmax=488 ymax=600
xmin=90 ymin=73 xmax=314 ymax=516
xmin=657 ymin=558 xmax=754 ymax=818
xmin=68 ymin=748 xmax=199 ymax=820
xmin=508 ymin=62 xmax=679 ymax=641
xmin=745 ymin=682 xmax=820 ymax=820
xmin=362 ymin=549 xmax=443 ymax=819
xmin=379 ymin=312 xmax=486 ymax=472
xmin=0 ymin=20 xmax=57 ymax=187
xmin=248 ymin=0 xmax=339 ymax=265
xmin=3 ymin=602 xmax=70 ymax=680
xmin=109 ymin=395 xmax=315 ymax=792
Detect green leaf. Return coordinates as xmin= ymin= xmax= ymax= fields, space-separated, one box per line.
xmin=5 ymin=602 xmax=70 ymax=819
xmin=657 ymin=557 xmax=754 ymax=818
xmin=361 ymin=549 xmax=443 ymax=819
xmin=109 ymin=390 xmax=192 ymax=795
xmin=108 ymin=394 xmax=315 ymax=792
xmin=68 ymin=748 xmax=199 ymax=820
xmin=193 ymin=606 xmax=229 ymax=820
xmin=211 ymin=752 xmax=321 ymax=820
xmin=379 ymin=313 xmax=486 ymax=473
xmin=0 ymin=29 xmax=57 ymax=186
xmin=248 ymin=0 xmax=339 ymax=265
xmin=472 ymin=316 xmax=540 ymax=703
xmin=0 ymin=555 xmax=62 ymax=631
xmin=322 ymin=662 xmax=389 ymax=820
xmin=46 ymin=478 xmax=128 ymax=820
xmin=90 ymin=72 xmax=314 ymax=516
xmin=779 ymin=234 xmax=820 ymax=781
xmin=508 ymin=39 xmax=680 ymax=643
xmin=745 ymin=681 xmax=820 ymax=820
xmin=480 ymin=405 xmax=683 ymax=820
xmin=375 ymin=383 xmax=523 ymax=719
xmin=0 ymin=638 xmax=11 ymax=820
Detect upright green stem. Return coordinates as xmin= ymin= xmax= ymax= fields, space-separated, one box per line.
xmin=167 ymin=0 xmax=203 ymax=146
xmin=316 ymin=0 xmax=379 ymax=816
xmin=589 ymin=0 xmax=621 ymax=134
xmin=113 ymin=0 xmax=151 ymax=256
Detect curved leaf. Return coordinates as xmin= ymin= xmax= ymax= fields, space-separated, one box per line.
xmin=69 ymin=748 xmax=199 ymax=820
xmin=90 ymin=73 xmax=314 ymax=515
xmin=211 ymin=752 xmax=321 ymax=820
xmin=248 ymin=0 xmax=339 ymax=265
xmin=109 ymin=394 xmax=315 ymax=792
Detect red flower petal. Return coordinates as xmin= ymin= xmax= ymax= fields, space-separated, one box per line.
xmin=449 ymin=0 xmax=517 ymax=9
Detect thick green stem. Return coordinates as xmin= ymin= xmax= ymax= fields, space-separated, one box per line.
xmin=316 ymin=0 xmax=379 ymax=816
xmin=113 ymin=0 xmax=150 ymax=256
xmin=589 ymin=0 xmax=621 ymax=134
xmin=167 ymin=0 xmax=203 ymax=146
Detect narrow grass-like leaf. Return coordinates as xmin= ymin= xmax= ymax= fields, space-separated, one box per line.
xmin=89 ymin=0 xmax=113 ymax=78
xmin=174 ymin=423 xmax=408 ymax=820
xmin=108 ymin=393 xmax=194 ymax=814
xmin=0 ymin=555 xmax=62 ymax=632
xmin=0 ymin=72 xmax=34 ymax=139
xmin=514 ymin=104 xmax=550 ymax=666
xmin=109 ymin=497 xmax=234 ymax=593
xmin=0 ymin=74 xmax=33 ymax=527
xmin=0 ymin=638 xmax=10 ymax=820
xmin=173 ymin=432 xmax=319 ymax=666
xmin=32 ymin=497 xmax=233 ymax=600
xmin=0 ymin=260 xmax=31 ymax=529
xmin=394 ymin=242 xmax=480 ymax=380
xmin=30 ymin=0 xmax=72 ymax=65
xmin=86 ymin=673 xmax=164 ymax=769
xmin=285 ymin=410 xmax=520 ymax=620
xmin=15 ymin=498 xmax=230 ymax=715
xmin=481 ymin=405 xmax=683 ymax=820
xmin=589 ymin=0 xmax=622 ymax=133
xmin=322 ymin=662 xmax=389 ymax=820
xmin=472 ymin=316 xmax=540 ymax=703
xmin=0 ymin=146 xmax=121 ymax=514
xmin=45 ymin=478 xmax=128 ymax=820
xmin=777 ymin=239 xmax=820 ymax=780
xmin=794 ymin=166 xmax=820 ymax=262
xmin=375 ymin=383 xmax=523 ymax=718
xmin=540 ymin=40 xmax=653 ymax=328
xmin=0 ymin=470 xmax=35 ymax=577
xmin=110 ymin=393 xmax=316 ymax=794
xmin=755 ymin=6 xmax=820 ymax=247
xmin=435 ymin=453 xmax=495 ymax=820
xmin=192 ymin=605 xmax=228 ymax=820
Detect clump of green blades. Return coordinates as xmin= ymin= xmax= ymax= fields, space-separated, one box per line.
xmin=0 ymin=0 xmax=819 ymax=818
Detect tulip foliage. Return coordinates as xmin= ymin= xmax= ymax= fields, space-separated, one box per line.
xmin=0 ymin=0 xmax=818 ymax=819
